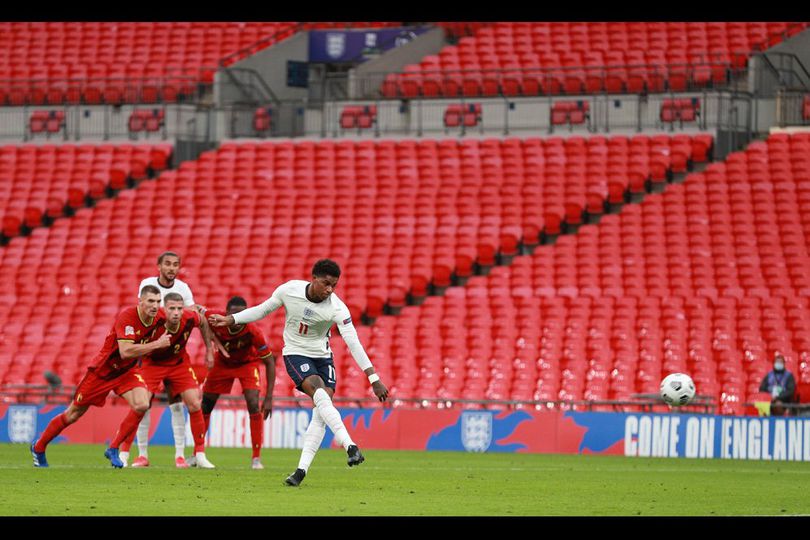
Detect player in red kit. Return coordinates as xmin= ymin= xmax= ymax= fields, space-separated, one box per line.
xmin=201 ymin=296 xmax=276 ymax=469
xmin=115 ymin=292 xmax=218 ymax=468
xmin=30 ymin=285 xmax=172 ymax=468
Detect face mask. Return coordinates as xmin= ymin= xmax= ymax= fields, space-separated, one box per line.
xmin=774 ymin=362 xmax=785 ymax=371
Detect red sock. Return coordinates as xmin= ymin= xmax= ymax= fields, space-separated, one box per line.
xmin=203 ymin=413 xmax=211 ymax=434
xmin=189 ymin=409 xmax=206 ymax=453
xmin=119 ymin=421 xmax=138 ymax=453
xmin=34 ymin=412 xmax=69 ymax=452
xmin=110 ymin=409 xmax=145 ymax=449
xmin=249 ymin=413 xmax=263 ymax=459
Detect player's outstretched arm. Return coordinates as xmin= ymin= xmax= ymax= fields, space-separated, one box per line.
xmin=198 ymin=315 xmax=228 ymax=361
xmin=207 ymin=313 xmax=234 ymax=327
xmin=230 ymin=287 xmax=286 ymax=325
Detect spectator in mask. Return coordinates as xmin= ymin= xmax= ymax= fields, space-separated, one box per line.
xmin=759 ymin=353 xmax=796 ymax=416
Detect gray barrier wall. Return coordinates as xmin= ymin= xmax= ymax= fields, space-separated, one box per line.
xmin=0 ymin=104 xmax=218 ymax=143
xmin=216 ymin=31 xmax=310 ymax=105
xmin=311 ymin=92 xmax=746 ymax=139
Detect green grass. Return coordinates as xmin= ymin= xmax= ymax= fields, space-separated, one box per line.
xmin=1 ymin=443 xmax=807 ymax=516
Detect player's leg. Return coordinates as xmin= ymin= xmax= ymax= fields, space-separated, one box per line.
xmin=285 ymin=390 xmax=331 ymax=486
xmin=127 ymin=404 xmax=151 ymax=464
xmin=105 ymin=387 xmax=151 ymax=468
xmin=181 ymin=386 xmax=214 ymax=468
xmin=31 ymin=402 xmax=89 ymax=467
xmin=166 ymin=382 xmax=188 ymax=464
xmin=190 ymin=367 xmax=228 ymax=468
xmin=201 ymin=391 xmax=220 ymax=433
xmin=121 ymin=391 xmax=156 ymax=467
xmin=300 ymin=358 xmax=358 ymax=450
xmin=243 ymin=389 xmax=264 ymax=469
xmin=124 ymin=367 xmax=160 ymax=467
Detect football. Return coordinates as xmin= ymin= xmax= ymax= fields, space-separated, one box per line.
xmin=660 ymin=373 xmax=697 ymax=406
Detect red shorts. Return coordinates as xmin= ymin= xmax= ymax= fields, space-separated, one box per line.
xmin=73 ymin=368 xmax=148 ymax=408
xmin=202 ymin=362 xmax=261 ymax=395
xmin=140 ymin=360 xmax=201 ymax=398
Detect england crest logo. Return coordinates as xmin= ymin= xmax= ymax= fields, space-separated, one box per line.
xmin=8 ymin=405 xmax=37 ymax=443
xmin=461 ymin=411 xmax=492 ymax=452
xmin=326 ymin=33 xmax=346 ymax=60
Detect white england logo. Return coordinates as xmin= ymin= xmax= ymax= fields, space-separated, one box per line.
xmin=8 ymin=406 xmax=37 ymax=443
xmin=301 ymin=364 xmax=310 ymax=372
xmin=326 ymin=33 xmax=346 ymax=59
xmin=461 ymin=411 xmax=492 ymax=452
xmin=125 ymin=326 xmax=135 ymax=335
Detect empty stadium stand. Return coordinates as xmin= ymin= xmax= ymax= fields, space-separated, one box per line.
xmin=0 ymin=22 xmax=405 ymax=106
xmin=0 ymin=133 xmax=713 ymax=404
xmin=0 ymin=142 xmax=174 ymax=244
xmin=332 ymin=132 xmax=810 ymax=412
xmin=3 ymin=19 xmax=810 ymax=421
xmin=380 ymin=22 xmax=808 ymax=99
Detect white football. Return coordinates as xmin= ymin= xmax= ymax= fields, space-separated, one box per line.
xmin=660 ymin=373 xmax=696 ymax=406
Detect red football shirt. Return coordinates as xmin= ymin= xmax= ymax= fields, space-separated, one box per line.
xmin=89 ymin=306 xmax=167 ymax=380
xmin=144 ymin=309 xmax=202 ymax=366
xmin=210 ymin=310 xmax=273 ymax=366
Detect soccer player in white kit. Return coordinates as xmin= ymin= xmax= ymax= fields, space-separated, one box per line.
xmin=208 ymin=259 xmax=389 ymax=486
xmin=121 ymin=251 xmax=213 ymax=468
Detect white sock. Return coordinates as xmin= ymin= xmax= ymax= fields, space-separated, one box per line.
xmin=170 ymin=402 xmax=186 ymax=459
xmin=136 ymin=413 xmax=150 ymax=458
xmin=297 ymin=407 xmax=326 ymax=472
xmin=312 ymin=388 xmax=354 ymax=450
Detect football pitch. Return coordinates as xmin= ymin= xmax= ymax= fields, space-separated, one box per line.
xmin=0 ymin=443 xmax=807 ymax=516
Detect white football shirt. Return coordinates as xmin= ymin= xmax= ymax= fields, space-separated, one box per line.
xmin=232 ymin=280 xmax=372 ymax=370
xmin=138 ymin=276 xmax=195 ymax=307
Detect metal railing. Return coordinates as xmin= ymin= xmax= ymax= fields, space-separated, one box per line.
xmin=775 ymin=88 xmax=810 ymax=127
xmin=217 ymin=67 xmax=281 ymax=107
xmin=222 ymin=101 xmax=306 ymax=138
xmin=0 ymin=383 xmax=715 ymax=413
xmin=756 ymin=51 xmax=810 ymax=97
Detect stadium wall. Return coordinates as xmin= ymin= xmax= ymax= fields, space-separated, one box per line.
xmin=216 ymin=31 xmax=310 ymax=104
xmin=4 ymin=403 xmax=810 ymax=462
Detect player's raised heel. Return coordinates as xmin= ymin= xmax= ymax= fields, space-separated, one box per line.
xmin=104 ymin=447 xmax=124 ymax=468
xmin=285 ymin=468 xmax=306 ymax=486
xmin=31 ymin=443 xmax=49 ymax=468
xmin=347 ymin=444 xmax=364 ymax=467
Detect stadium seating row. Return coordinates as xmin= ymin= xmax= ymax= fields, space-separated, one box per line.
xmin=380 ymin=22 xmax=807 ymax=98
xmin=0 ymin=142 xmax=174 ymax=242
xmin=0 ymin=22 xmax=404 ymax=106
